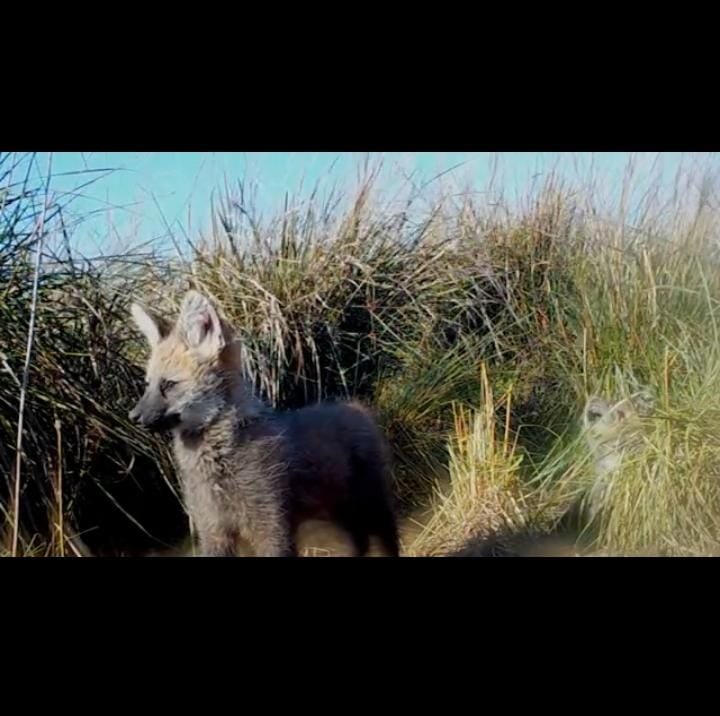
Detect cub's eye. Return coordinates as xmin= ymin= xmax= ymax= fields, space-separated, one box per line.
xmin=161 ymin=379 xmax=179 ymax=395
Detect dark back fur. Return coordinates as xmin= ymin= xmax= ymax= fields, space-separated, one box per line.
xmin=171 ymin=398 xmax=399 ymax=557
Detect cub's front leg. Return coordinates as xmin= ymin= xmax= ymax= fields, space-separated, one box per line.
xmin=249 ymin=522 xmax=297 ymax=557
xmin=198 ymin=527 xmax=239 ymax=557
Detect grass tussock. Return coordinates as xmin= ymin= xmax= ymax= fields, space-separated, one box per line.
xmin=406 ymin=364 xmax=536 ymax=556
xmin=1 ymin=154 xmax=186 ymax=556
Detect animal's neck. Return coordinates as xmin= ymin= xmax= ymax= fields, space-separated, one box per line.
xmin=175 ymin=377 xmax=267 ymax=449
xmin=229 ymin=375 xmax=266 ymax=416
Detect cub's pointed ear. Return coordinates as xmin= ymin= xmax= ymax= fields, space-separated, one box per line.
xmin=130 ymin=303 xmax=171 ymax=347
xmin=610 ymin=398 xmax=636 ymax=425
xmin=178 ymin=290 xmax=231 ymax=360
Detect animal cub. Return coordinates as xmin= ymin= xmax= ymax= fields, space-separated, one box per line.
xmin=581 ymin=390 xmax=655 ymax=520
xmin=129 ymin=290 xmax=399 ymax=557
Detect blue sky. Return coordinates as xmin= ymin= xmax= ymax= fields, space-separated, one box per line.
xmin=20 ymin=152 xmax=718 ymax=257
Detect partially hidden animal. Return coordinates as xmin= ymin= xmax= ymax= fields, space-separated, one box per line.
xmin=581 ymin=391 xmax=654 ymax=520
xmin=128 ymin=290 xmax=399 ymax=557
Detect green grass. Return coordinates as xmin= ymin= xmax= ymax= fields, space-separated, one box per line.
xmin=3 ymin=153 xmax=720 ymax=556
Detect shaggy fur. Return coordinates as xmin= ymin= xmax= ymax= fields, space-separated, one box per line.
xmin=129 ymin=291 xmax=399 ymax=557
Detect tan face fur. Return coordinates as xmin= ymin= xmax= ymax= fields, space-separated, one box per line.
xmin=583 ymin=395 xmax=644 ymax=475
xmin=128 ymin=291 xmax=241 ymax=433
